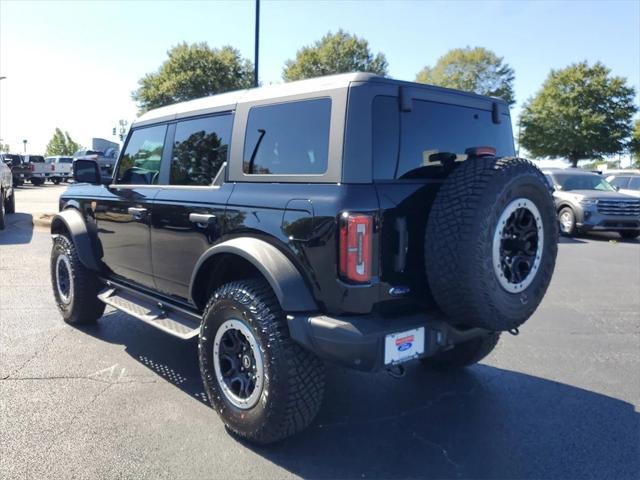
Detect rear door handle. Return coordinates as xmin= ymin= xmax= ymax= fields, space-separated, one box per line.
xmin=189 ymin=213 xmax=216 ymax=225
xmin=128 ymin=207 xmax=147 ymax=220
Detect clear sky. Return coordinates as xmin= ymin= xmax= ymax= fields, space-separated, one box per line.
xmin=1 ymin=0 xmax=638 ymax=155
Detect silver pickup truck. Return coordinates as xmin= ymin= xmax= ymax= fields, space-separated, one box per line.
xmin=0 ymin=156 xmax=16 ymax=229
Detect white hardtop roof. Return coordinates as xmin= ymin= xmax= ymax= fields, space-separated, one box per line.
xmin=134 ymin=72 xmax=379 ymax=126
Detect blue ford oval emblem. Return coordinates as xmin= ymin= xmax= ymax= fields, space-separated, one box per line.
xmin=397 ymin=342 xmax=412 ymax=352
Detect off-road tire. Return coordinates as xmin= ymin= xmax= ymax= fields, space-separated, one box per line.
xmin=620 ymin=230 xmax=640 ymax=240
xmin=5 ymin=189 xmax=15 ymax=214
xmin=50 ymin=235 xmax=105 ymax=324
xmin=558 ymin=207 xmax=577 ymax=237
xmin=425 ymin=157 xmax=558 ymax=331
xmin=422 ymin=333 xmax=501 ymax=370
xmin=199 ymin=279 xmax=325 ymax=444
xmin=31 ymin=178 xmax=44 ymax=186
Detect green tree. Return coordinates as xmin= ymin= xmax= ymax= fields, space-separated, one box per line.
xmin=416 ymin=47 xmax=515 ymax=105
xmin=630 ymin=119 xmax=640 ymax=168
xmin=0 ymin=143 xmax=9 ymax=153
xmin=45 ymin=128 xmax=82 ymax=156
xmin=520 ymin=61 xmax=636 ymax=167
xmin=132 ymin=42 xmax=254 ymax=113
xmin=283 ymin=30 xmax=388 ymax=81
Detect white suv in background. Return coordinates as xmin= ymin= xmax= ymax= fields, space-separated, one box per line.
xmin=606 ymin=173 xmax=640 ymax=198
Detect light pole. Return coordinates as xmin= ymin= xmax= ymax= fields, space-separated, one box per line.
xmin=23 ymin=139 xmax=27 ymax=153
xmin=254 ymin=0 xmax=260 ymax=88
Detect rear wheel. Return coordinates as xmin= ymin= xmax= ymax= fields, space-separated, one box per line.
xmin=422 ymin=333 xmax=501 ymax=370
xmin=31 ymin=178 xmax=44 ymax=186
xmin=50 ymin=235 xmax=105 ymax=324
xmin=52 ymin=178 xmax=61 ymax=185
xmin=619 ymin=230 xmax=640 ymax=240
xmin=425 ymin=157 xmax=558 ymax=331
xmin=199 ymin=279 xmax=325 ymax=444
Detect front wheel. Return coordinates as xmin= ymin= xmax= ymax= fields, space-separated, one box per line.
xmin=199 ymin=279 xmax=325 ymax=444
xmin=50 ymin=235 xmax=105 ymax=324
xmin=558 ymin=207 xmax=577 ymax=236
xmin=620 ymin=230 xmax=640 ymax=240
xmin=422 ymin=333 xmax=501 ymax=370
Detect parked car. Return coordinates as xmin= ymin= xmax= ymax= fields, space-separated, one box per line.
xmin=22 ymin=155 xmax=49 ymax=185
xmin=50 ymin=73 xmax=558 ymax=444
xmin=0 ymin=157 xmax=16 ymax=229
xmin=0 ymin=153 xmax=28 ymax=186
xmin=605 ymin=173 xmax=640 ymax=198
xmin=543 ymin=168 xmax=640 ymax=239
xmin=45 ymin=156 xmax=74 ymax=184
xmin=73 ymin=149 xmax=117 ymax=177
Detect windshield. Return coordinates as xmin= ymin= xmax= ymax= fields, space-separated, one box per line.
xmin=554 ymin=173 xmax=616 ymax=191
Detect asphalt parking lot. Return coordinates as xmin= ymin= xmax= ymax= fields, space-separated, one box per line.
xmin=1 ymin=185 xmax=639 ymax=479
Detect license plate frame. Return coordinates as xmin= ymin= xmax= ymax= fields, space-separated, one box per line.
xmin=384 ymin=327 xmax=425 ymax=365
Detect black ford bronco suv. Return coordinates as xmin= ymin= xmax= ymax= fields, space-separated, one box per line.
xmin=50 ymin=73 xmax=558 ymax=444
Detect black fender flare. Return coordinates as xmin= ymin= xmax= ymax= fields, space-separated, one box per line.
xmin=50 ymin=209 xmax=100 ymax=271
xmin=189 ymin=237 xmax=317 ymax=312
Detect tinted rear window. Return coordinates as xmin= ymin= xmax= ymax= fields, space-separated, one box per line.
xmin=29 ymin=156 xmax=45 ymax=163
xmin=373 ymin=97 xmax=515 ymax=180
xmin=59 ymin=157 xmax=73 ymax=163
xmin=243 ymin=98 xmax=331 ymax=175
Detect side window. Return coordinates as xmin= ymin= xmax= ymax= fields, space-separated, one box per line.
xmin=609 ymin=176 xmax=630 ymax=189
xmin=116 ymin=125 xmax=167 ymax=185
xmin=628 ymin=177 xmax=640 ymax=190
xmin=243 ymin=98 xmax=331 ymax=175
xmin=170 ymin=114 xmax=232 ymax=186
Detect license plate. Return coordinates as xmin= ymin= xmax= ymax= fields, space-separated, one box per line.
xmin=384 ymin=327 xmax=425 ymax=365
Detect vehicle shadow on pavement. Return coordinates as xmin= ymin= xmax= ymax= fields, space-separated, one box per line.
xmin=81 ymin=311 xmax=638 ymax=480
xmin=0 ymin=213 xmax=34 ymax=245
xmin=561 ymin=231 xmax=640 ymax=244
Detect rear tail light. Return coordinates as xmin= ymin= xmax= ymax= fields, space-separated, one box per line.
xmin=339 ymin=213 xmax=373 ymax=283
xmin=51 ymin=164 xmax=55 ymax=171
xmin=28 ymin=164 xmax=34 ymax=172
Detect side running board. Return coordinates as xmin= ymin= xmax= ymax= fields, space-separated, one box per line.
xmin=98 ymin=287 xmax=201 ymax=340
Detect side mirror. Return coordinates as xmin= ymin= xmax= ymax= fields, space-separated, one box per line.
xmin=73 ymin=159 xmax=101 ymax=184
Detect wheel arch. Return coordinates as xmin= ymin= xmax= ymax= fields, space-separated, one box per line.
xmin=190 ymin=237 xmax=318 ymax=313
xmin=50 ymin=208 xmax=100 ymax=271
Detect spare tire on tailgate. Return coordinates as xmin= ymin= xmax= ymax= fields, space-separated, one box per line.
xmin=425 ymin=156 xmax=558 ymax=331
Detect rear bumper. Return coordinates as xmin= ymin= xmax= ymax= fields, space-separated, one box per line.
xmin=287 ymin=312 xmax=491 ymax=372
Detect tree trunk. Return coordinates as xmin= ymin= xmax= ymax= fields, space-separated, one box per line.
xmin=568 ymin=154 xmax=579 ymax=168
